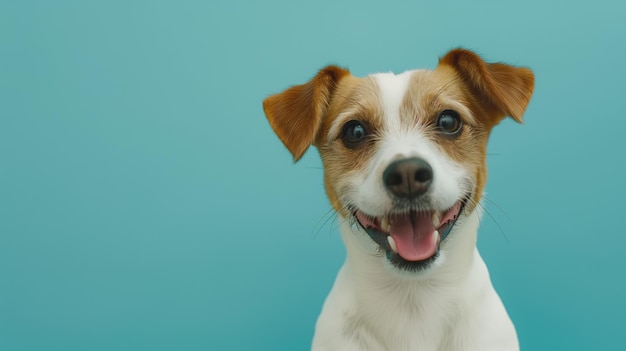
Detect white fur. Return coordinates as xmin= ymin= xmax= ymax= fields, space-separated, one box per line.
xmin=313 ymin=215 xmax=517 ymax=351
xmin=373 ymin=71 xmax=414 ymax=133
xmin=311 ymin=71 xmax=518 ymax=350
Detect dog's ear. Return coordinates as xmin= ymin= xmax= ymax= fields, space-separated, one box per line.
xmin=263 ymin=66 xmax=350 ymax=162
xmin=438 ymin=49 xmax=534 ymax=124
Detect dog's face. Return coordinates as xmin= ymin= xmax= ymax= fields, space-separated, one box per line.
xmin=264 ymin=49 xmax=534 ymax=272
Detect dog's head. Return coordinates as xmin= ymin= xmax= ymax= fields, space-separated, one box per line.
xmin=263 ymin=49 xmax=534 ymax=272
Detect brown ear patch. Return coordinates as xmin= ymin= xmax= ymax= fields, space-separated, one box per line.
xmin=438 ymin=49 xmax=534 ymax=124
xmin=262 ymin=66 xmax=351 ymax=162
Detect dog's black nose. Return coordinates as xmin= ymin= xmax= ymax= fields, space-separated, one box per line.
xmin=383 ymin=157 xmax=433 ymax=198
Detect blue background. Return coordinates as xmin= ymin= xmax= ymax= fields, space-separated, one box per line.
xmin=2 ymin=1 xmax=625 ymax=350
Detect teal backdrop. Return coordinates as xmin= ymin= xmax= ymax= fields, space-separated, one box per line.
xmin=2 ymin=1 xmax=625 ymax=350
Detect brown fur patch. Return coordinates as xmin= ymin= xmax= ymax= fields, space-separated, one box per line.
xmin=317 ymin=76 xmax=385 ymax=216
xmin=438 ymin=49 xmax=534 ymax=124
xmin=263 ymin=66 xmax=350 ymax=161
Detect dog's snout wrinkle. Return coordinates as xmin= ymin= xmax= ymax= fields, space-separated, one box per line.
xmin=383 ymin=157 xmax=433 ymax=199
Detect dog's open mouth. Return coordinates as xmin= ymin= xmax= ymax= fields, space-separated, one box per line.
xmin=353 ymin=198 xmax=468 ymax=270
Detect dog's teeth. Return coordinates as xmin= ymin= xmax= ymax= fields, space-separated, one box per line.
xmin=432 ymin=212 xmax=441 ymax=227
xmin=387 ymin=236 xmax=398 ymax=253
xmin=381 ymin=217 xmax=391 ymax=232
xmin=433 ymin=230 xmax=440 ymax=243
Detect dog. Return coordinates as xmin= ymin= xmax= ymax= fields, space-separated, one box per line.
xmin=262 ymin=48 xmax=534 ymax=351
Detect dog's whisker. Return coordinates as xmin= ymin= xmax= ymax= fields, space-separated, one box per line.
xmin=484 ymin=208 xmax=510 ymax=243
xmin=470 ymin=198 xmax=510 ymax=243
xmin=331 ymin=211 xmax=348 ymax=235
xmin=480 ymin=196 xmax=512 ymax=222
xmin=313 ymin=207 xmax=339 ymax=238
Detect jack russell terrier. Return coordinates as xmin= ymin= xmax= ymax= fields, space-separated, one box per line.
xmin=263 ymin=48 xmax=534 ymax=351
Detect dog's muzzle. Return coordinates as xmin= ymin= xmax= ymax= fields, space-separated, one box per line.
xmin=353 ymin=157 xmax=468 ymax=271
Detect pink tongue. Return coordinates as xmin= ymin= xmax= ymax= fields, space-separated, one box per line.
xmin=390 ymin=212 xmax=437 ymax=261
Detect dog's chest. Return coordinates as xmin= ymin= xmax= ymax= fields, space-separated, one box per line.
xmin=345 ymin=284 xmax=467 ymax=351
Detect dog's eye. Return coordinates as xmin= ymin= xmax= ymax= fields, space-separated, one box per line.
xmin=341 ymin=120 xmax=368 ymax=148
xmin=436 ymin=110 xmax=462 ymax=136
